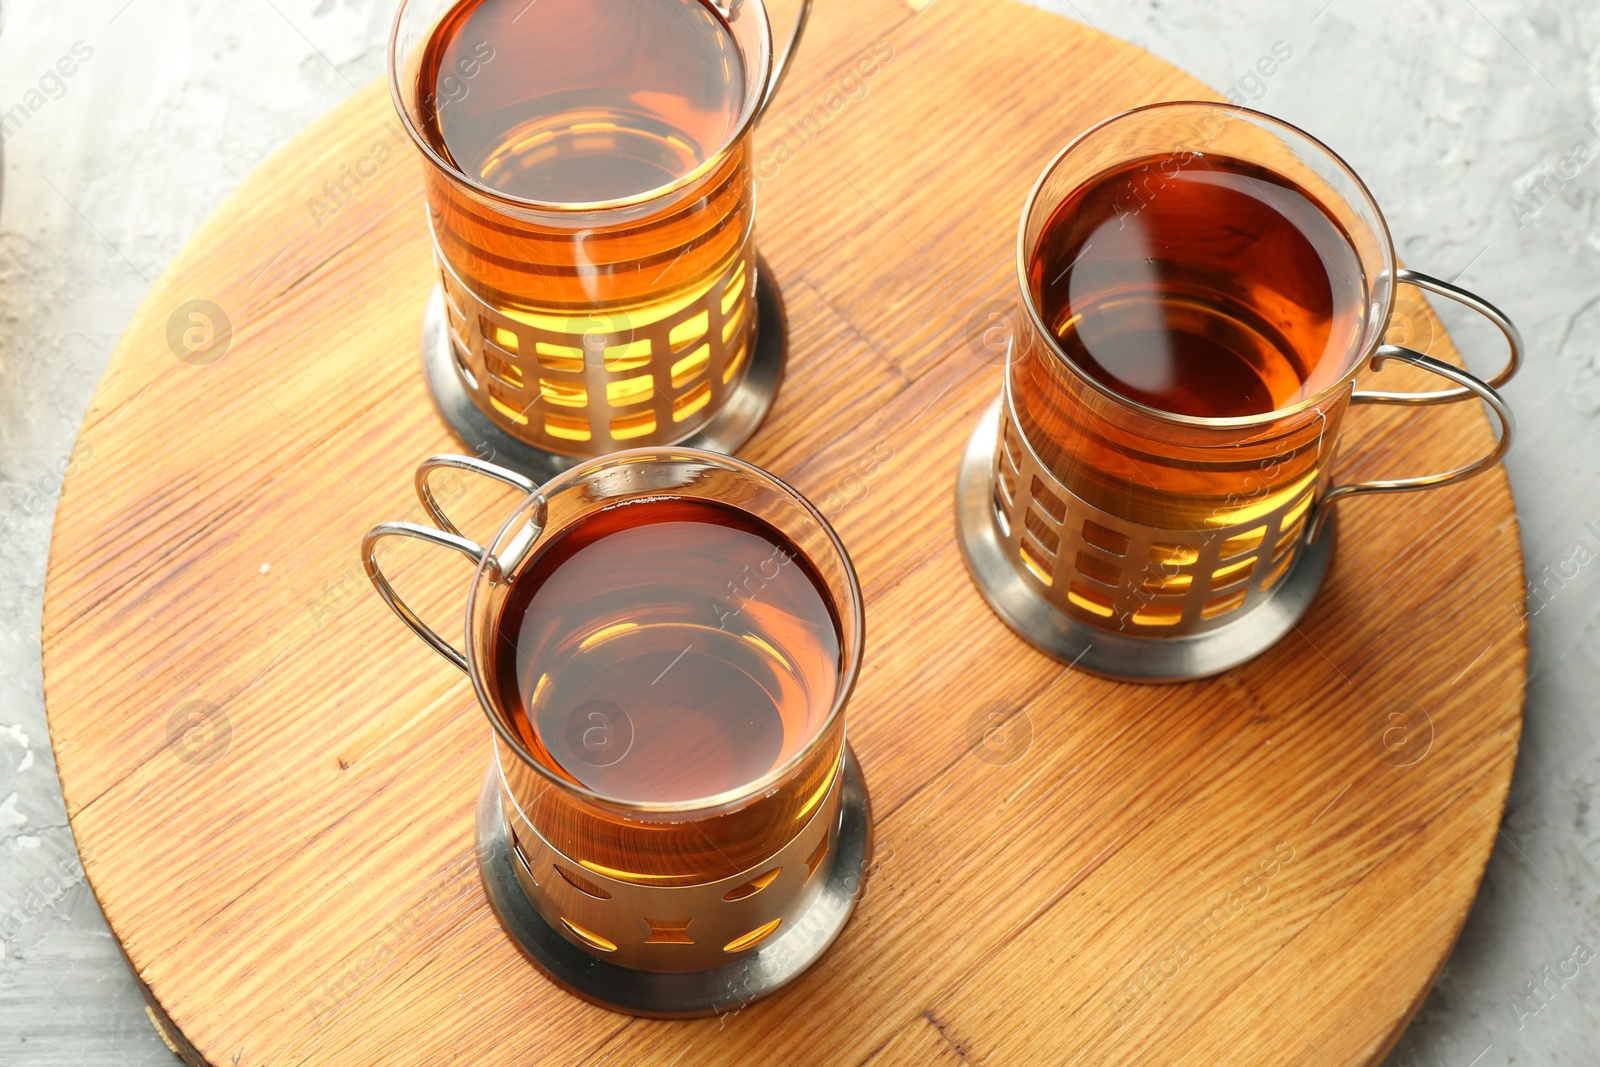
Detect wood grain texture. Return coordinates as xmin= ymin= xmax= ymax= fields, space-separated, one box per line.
xmin=40 ymin=0 xmax=1526 ymax=1063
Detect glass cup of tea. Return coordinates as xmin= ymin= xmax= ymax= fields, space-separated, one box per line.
xmin=362 ymin=447 xmax=871 ymax=1016
xmin=957 ymin=101 xmax=1519 ymax=682
xmin=388 ymin=0 xmax=812 ymax=479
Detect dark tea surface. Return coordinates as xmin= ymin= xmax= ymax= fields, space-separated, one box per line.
xmin=418 ymin=0 xmax=744 ymax=203
xmin=494 ymin=498 xmax=840 ymax=805
xmin=1029 ymin=153 xmax=1366 ymax=418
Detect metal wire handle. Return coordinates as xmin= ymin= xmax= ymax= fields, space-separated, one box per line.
xmin=1352 ymin=268 xmax=1522 ymax=405
xmin=1309 ymin=347 xmax=1514 ymax=542
xmin=757 ymin=0 xmax=813 ymax=121
xmin=416 ymin=454 xmax=535 ymax=540
xmin=362 ymin=522 xmax=488 ymax=674
xmin=364 ymin=454 xmax=540 ymax=673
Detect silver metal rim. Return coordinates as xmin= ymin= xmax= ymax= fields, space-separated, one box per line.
xmin=954 ymin=399 xmax=1338 ymax=683
xmin=421 ymin=260 xmax=788 ymax=482
xmin=474 ymin=746 xmax=873 ymax=1018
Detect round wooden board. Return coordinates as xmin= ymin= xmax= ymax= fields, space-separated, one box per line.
xmin=42 ymin=0 xmax=1527 ymax=1063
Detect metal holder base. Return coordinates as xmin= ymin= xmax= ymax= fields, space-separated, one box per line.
xmin=422 ymin=262 xmax=788 ymax=483
xmin=475 ymin=748 xmax=873 ymax=1019
xmin=955 ymin=400 xmax=1338 ymax=683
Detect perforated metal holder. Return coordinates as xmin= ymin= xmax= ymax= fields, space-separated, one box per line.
xmin=475 ymin=748 xmax=873 ymax=1018
xmin=421 ymin=256 xmax=787 ymax=483
xmin=956 ymin=398 xmax=1338 ymax=683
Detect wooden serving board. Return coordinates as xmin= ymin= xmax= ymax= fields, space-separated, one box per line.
xmin=42 ymin=0 xmax=1526 ymax=1063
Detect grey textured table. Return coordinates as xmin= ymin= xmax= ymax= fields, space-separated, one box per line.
xmin=0 ymin=1 xmax=1594 ymax=1064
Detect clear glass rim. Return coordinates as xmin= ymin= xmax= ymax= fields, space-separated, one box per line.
xmin=464 ymin=446 xmax=864 ymax=816
xmin=1014 ymin=100 xmax=1399 ymax=431
xmin=386 ymin=0 xmax=774 ymax=214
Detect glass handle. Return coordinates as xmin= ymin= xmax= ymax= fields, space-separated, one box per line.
xmin=415 ymin=453 xmax=536 ymax=539
xmin=1309 ymin=347 xmax=1514 ymax=542
xmin=757 ymin=0 xmax=813 ymax=122
xmin=1352 ymin=268 xmax=1522 ymax=405
xmin=362 ymin=521 xmax=490 ymax=674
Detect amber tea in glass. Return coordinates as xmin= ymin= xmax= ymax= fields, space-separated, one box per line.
xmin=493 ymin=496 xmax=842 ymax=874
xmin=1017 ymin=151 xmax=1366 ymax=532
xmin=1031 ymin=155 xmax=1364 ymax=420
xmin=414 ymin=0 xmax=749 ymax=350
xmin=488 ymin=484 xmax=850 ymax=888
xmin=418 ymin=0 xmax=744 ymax=207
xmin=364 ymin=448 xmax=867 ymax=982
xmin=959 ymin=102 xmax=1518 ymax=677
xmin=390 ymin=0 xmax=806 ymax=455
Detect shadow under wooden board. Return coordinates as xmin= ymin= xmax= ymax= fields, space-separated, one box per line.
xmin=41 ymin=0 xmax=1526 ymax=1063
